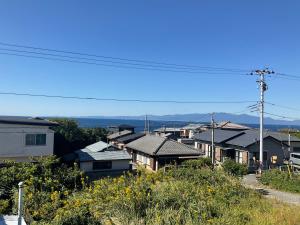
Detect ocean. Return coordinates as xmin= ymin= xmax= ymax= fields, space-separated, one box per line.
xmin=74 ymin=118 xmax=300 ymax=132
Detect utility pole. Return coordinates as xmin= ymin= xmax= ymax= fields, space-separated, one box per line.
xmin=144 ymin=115 xmax=148 ymax=134
xmin=251 ymin=68 xmax=275 ymax=174
xmin=147 ymin=117 xmax=150 ymax=133
xmin=211 ymin=113 xmax=215 ymax=166
xmin=288 ymin=128 xmax=291 ymax=152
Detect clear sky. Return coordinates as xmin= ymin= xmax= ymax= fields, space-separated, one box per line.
xmin=0 ymin=0 xmax=299 ymax=118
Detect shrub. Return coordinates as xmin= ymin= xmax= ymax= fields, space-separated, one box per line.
xmin=261 ymin=169 xmax=300 ymax=193
xmin=181 ymin=157 xmax=212 ymax=168
xmin=222 ymin=159 xmax=248 ymax=176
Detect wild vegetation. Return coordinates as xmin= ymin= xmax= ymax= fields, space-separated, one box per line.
xmin=0 ymin=157 xmax=300 ymax=225
xmin=261 ymin=169 xmax=300 ymax=193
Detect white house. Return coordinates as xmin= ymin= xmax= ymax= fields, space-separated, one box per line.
xmin=74 ymin=141 xmax=131 ymax=173
xmin=0 ymin=116 xmax=58 ymax=162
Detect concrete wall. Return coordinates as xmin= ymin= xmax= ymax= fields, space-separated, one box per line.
xmin=80 ymin=160 xmax=130 ymax=172
xmin=0 ymin=124 xmax=54 ymax=162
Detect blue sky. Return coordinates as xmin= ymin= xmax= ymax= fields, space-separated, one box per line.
xmin=0 ymin=0 xmax=299 ymax=118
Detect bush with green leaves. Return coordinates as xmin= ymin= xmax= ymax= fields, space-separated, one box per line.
xmin=181 ymin=157 xmax=212 ymax=168
xmin=261 ymin=169 xmax=300 ymax=193
xmin=222 ymin=159 xmax=248 ymax=176
xmin=0 ymin=156 xmax=86 ymax=223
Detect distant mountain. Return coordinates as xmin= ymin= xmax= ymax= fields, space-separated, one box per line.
xmin=84 ymin=113 xmax=300 ymax=126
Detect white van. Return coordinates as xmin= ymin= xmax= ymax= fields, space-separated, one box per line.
xmin=290 ymin=152 xmax=300 ymax=166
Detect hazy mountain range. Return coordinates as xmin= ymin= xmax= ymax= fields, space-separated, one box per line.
xmin=84 ymin=113 xmax=300 ymax=126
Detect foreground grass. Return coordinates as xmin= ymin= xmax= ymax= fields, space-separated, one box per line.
xmin=261 ymin=169 xmax=300 ymax=193
xmin=1 ymin=158 xmax=300 ymax=225
xmin=33 ymin=167 xmax=300 ymax=225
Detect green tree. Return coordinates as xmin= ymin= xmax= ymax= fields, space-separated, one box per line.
xmin=49 ymin=119 xmax=108 ymax=156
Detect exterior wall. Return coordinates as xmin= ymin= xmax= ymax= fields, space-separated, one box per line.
xmin=80 ymin=159 xmax=130 ymax=172
xmin=135 ymin=152 xmax=153 ymax=170
xmin=247 ymin=138 xmax=287 ymax=169
xmin=0 ymin=124 xmax=54 ymax=162
xmin=286 ymin=141 xmax=300 ymax=153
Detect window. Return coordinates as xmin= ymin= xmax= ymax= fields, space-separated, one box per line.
xmin=235 ymin=151 xmax=243 ymax=164
xmin=25 ymin=134 xmax=46 ymax=146
xmin=93 ymin=161 xmax=112 ymax=170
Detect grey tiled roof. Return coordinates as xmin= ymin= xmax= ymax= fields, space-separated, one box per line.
xmin=157 ymin=139 xmax=201 ymax=156
xmin=226 ymin=130 xmax=290 ymax=148
xmin=193 ymin=129 xmax=243 ymax=143
xmin=115 ymin=133 xmax=145 ymax=144
xmin=107 ymin=130 xmax=133 ymax=140
xmin=181 ymin=123 xmax=205 ymax=130
xmin=226 ymin=130 xmax=263 ymax=147
xmin=154 ymin=127 xmax=181 ymax=132
xmin=84 ymin=141 xmax=113 ymax=152
xmin=216 ymin=121 xmax=250 ymax=130
xmin=126 ymin=135 xmax=166 ymax=155
xmin=77 ymin=150 xmax=131 ymax=162
xmin=267 ymin=131 xmax=300 ymax=142
xmin=0 ymin=116 xmax=58 ymax=126
xmin=126 ymin=135 xmax=202 ymax=156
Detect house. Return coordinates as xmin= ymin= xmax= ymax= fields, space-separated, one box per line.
xmin=112 ymin=133 xmax=145 ymax=149
xmin=194 ymin=129 xmax=289 ymax=171
xmin=107 ymin=130 xmax=134 ymax=145
xmin=108 ymin=124 xmax=135 ymax=133
xmin=180 ymin=123 xmax=205 ymax=138
xmin=126 ymin=135 xmax=203 ymax=171
xmin=73 ymin=141 xmax=131 ymax=173
xmin=267 ymin=131 xmax=300 ymax=153
xmin=216 ymin=121 xmax=251 ymax=131
xmin=153 ymin=127 xmax=181 ymax=140
xmin=0 ymin=116 xmax=58 ymax=163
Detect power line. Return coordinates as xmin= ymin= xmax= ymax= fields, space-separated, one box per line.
xmin=0 ymin=41 xmax=249 ymax=72
xmin=0 ymin=91 xmax=257 ymax=104
xmin=277 ymin=72 xmax=300 ymax=79
xmin=0 ymin=47 xmax=248 ymax=73
xmin=264 ymin=112 xmax=300 ymax=121
xmin=265 ymin=102 xmax=300 ymax=112
xmin=0 ymin=52 xmax=250 ymax=76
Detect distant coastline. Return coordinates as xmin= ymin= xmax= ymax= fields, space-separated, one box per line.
xmin=71 ymin=118 xmax=300 ymax=133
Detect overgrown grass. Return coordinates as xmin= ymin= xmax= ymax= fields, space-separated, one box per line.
xmin=1 ymin=158 xmax=300 ymax=224
xmin=260 ymin=169 xmax=300 ymax=193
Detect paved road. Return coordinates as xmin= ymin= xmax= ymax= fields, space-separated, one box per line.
xmin=242 ymin=174 xmax=300 ymax=206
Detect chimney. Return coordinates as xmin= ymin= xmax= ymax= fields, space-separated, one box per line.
xmin=18 ymin=182 xmax=24 ymax=225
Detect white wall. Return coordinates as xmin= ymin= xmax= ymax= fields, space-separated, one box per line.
xmin=80 ymin=160 xmax=130 ymax=172
xmin=0 ymin=124 xmax=54 ymax=162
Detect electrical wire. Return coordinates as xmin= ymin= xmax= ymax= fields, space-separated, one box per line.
xmin=0 ymin=47 xmax=249 ymax=73
xmin=0 ymin=91 xmax=257 ymax=104
xmin=264 ymin=112 xmax=300 ymax=121
xmin=0 ymin=51 xmax=252 ymax=76
xmin=0 ymin=41 xmax=250 ymax=72
xmin=265 ymin=102 xmax=300 ymax=112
